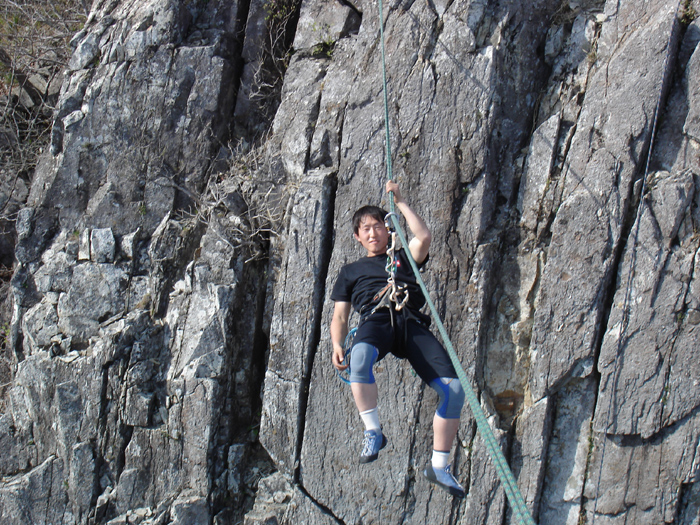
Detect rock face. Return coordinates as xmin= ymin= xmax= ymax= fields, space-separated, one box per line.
xmin=1 ymin=0 xmax=699 ymax=523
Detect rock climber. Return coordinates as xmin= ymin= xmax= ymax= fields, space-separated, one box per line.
xmin=330 ymin=180 xmax=466 ymax=498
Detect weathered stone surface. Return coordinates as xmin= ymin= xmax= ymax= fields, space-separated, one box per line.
xmin=260 ymin=170 xmax=335 ymax=474
xmin=594 ymin=169 xmax=698 ymax=438
xmin=509 ymin=397 xmax=552 ymax=521
xmin=57 ymin=262 xmax=129 ymax=343
xmin=539 ymin=378 xmax=596 ymax=525
xmin=292 ymin=0 xmax=361 ymax=51
xmin=301 ymin=346 xmax=423 ymax=523
xmin=529 ymin=0 xmax=682 ymax=401
xmin=111 ymin=377 xmax=218 ymax=515
xmin=680 ymin=480 xmax=700 ymax=525
xmin=122 ymin=388 xmax=155 ymax=427
xmin=459 ymin=414 xmax=508 ymax=525
xmin=30 ymin=0 xmax=237 ymax=236
xmin=684 ymin=29 xmax=700 ymax=142
xmin=0 ymin=456 xmax=69 ymax=524
xmin=583 ymin=411 xmax=700 ymax=523
xmin=78 ymin=229 xmax=90 ymax=261
xmin=0 ymin=413 xmax=37 ymax=476
xmin=269 ymin=54 xmax=328 ymax=180
xmin=69 ymin=441 xmax=95 ymax=522
xmin=90 ymin=227 xmax=116 ymax=263
xmin=34 ymin=244 xmax=75 ymax=294
xmin=244 ymin=472 xmax=337 ymax=525
xmin=8 ymin=352 xmax=102 ymax=469
xmin=22 ymin=300 xmax=60 ymax=351
xmin=3 ymin=0 xmax=700 ymax=523
xmin=517 ymin=114 xmax=561 ymax=233
xmin=170 ymin=496 xmax=209 ymax=525
xmin=120 ymin=228 xmax=141 ymax=260
xmin=307 ymin=38 xmax=355 ymax=171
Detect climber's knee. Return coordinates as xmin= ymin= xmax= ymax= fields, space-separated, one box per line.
xmin=430 ymin=377 xmax=465 ymax=419
xmin=348 ymin=343 xmax=379 ymax=384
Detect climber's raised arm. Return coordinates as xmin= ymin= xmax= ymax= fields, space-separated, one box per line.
xmin=386 ymin=180 xmax=431 ymax=265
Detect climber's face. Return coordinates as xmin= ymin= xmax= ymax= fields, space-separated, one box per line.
xmin=354 ymin=215 xmax=389 ymax=257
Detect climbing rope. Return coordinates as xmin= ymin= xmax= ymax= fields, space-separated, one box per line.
xmin=377 ymin=0 xmax=395 ymax=216
xmin=375 ymin=1 xmax=536 ymax=523
xmin=590 ymin=1 xmax=683 ymax=522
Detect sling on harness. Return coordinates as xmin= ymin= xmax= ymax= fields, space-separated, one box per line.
xmin=336 ymin=327 xmax=357 ymax=385
xmin=382 ymin=212 xmax=409 ymax=314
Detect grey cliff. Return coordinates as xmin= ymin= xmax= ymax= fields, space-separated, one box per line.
xmin=1 ymin=0 xmax=699 ymax=523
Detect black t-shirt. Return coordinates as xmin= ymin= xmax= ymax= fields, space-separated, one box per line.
xmin=331 ymin=249 xmax=428 ymax=315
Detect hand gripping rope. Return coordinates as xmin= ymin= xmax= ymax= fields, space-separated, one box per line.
xmin=376 ymin=0 xmax=536 ymax=523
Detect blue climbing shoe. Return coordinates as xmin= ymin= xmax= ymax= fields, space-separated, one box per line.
xmin=424 ymin=464 xmax=465 ymax=498
xmin=359 ymin=429 xmax=387 ymax=464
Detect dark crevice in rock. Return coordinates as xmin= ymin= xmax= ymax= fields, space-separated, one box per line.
xmin=460 ymin=419 xmax=478 ymax=506
xmin=225 ymin=257 xmax=271 ymax=442
xmin=577 ymin=418 xmax=596 ymax=525
xmin=215 ymin=0 xmax=252 ymax=146
xmin=591 ymin=11 xmax=684 ymax=421
xmin=151 ymin=219 xmax=206 ymax=319
xmin=246 ymin=0 xmax=303 ymax=142
xmin=579 ymin=19 xmax=687 ymax=509
xmin=398 ymin=0 xmax=419 ymax=15
xmin=302 ymin=66 xmax=330 ymax=173
xmin=675 ymin=480 xmax=700 ymax=523
xmin=114 ymin=424 xmax=134 ymax=483
xmin=404 ymin=383 xmax=425 ymax=508
xmin=617 ymin=402 xmax=700 ymax=446
xmin=95 ymin=364 xmax=111 ymax=481
xmin=87 ymin=439 xmax=102 ymax=521
xmin=296 ymin=483 xmax=345 ymax=524
xmin=474 ymin=251 xmax=499 ymax=395
xmin=293 ymin=173 xmax=338 ymax=485
xmin=338 ymin=0 xmax=363 ymax=19
xmin=113 ymin=341 xmax=139 ymax=483
xmin=212 ymin=230 xmax=286 ymax=518
xmin=449 ymin=140 xmax=471 ymax=240
xmin=649 ymin=242 xmax=676 ymax=309
xmin=536 ymin=116 xmax=578 ymax=249
xmin=250 ymin=266 xmax=274 ymax=424
xmin=336 ymin=102 xmax=348 ymax=170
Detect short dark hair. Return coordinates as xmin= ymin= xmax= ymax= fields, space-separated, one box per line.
xmin=352 ymin=205 xmax=388 ymax=234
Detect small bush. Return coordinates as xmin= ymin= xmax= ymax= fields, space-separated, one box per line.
xmin=0 ymin=0 xmax=88 ymax=223
xmin=0 ymin=0 xmax=87 ymax=413
xmin=249 ymin=0 xmax=302 ymax=128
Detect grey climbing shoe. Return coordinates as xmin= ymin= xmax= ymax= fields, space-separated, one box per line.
xmin=359 ymin=428 xmax=387 ymax=464
xmin=425 ymin=464 xmax=466 ymax=498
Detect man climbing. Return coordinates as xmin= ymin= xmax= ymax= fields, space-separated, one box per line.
xmin=330 ymin=180 xmax=466 ymax=498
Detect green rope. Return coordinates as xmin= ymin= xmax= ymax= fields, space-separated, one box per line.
xmin=376 ymin=1 xmax=536 ymax=523
xmin=377 ymin=0 xmax=395 ymax=216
